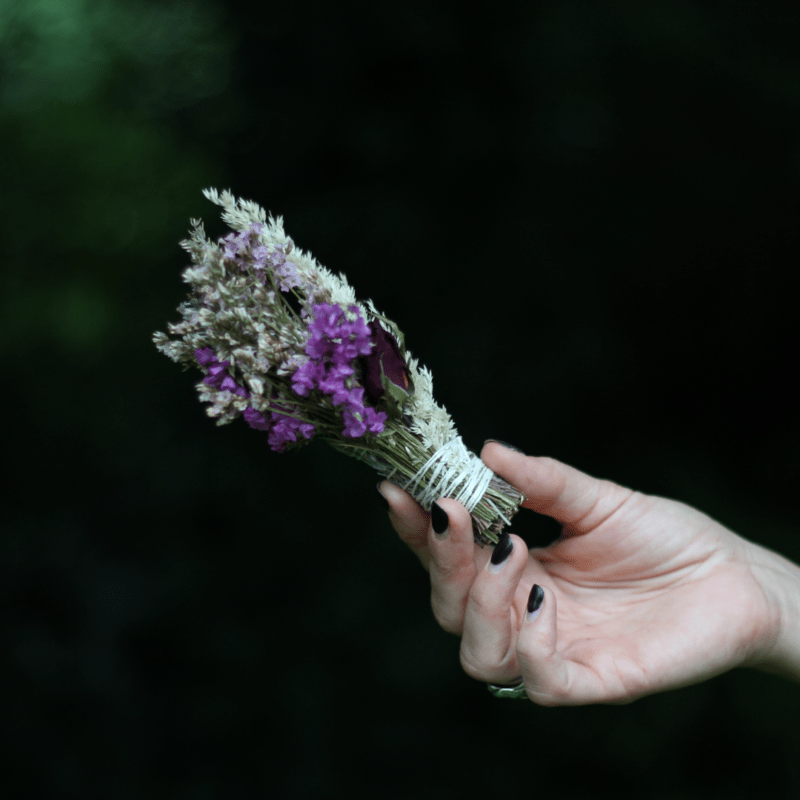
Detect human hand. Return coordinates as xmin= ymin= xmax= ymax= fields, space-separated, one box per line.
xmin=380 ymin=442 xmax=796 ymax=705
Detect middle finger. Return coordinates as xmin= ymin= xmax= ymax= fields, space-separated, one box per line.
xmin=427 ymin=498 xmax=488 ymax=635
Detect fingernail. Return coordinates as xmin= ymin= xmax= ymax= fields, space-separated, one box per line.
xmin=526 ymin=584 xmax=544 ymax=621
xmin=431 ymin=501 xmax=449 ymax=537
xmin=489 ymin=532 xmax=513 ymax=570
xmin=376 ymin=483 xmax=391 ymax=512
xmin=484 ymin=439 xmax=525 ymax=454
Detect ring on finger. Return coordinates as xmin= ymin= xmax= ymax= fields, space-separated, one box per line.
xmin=487 ymin=679 xmax=527 ymax=700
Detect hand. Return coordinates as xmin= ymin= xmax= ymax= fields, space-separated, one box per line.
xmin=380 ymin=442 xmax=795 ymax=705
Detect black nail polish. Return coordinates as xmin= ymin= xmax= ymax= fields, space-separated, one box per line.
xmin=431 ymin=501 xmax=449 ymax=535
xmin=484 ymin=439 xmax=525 ymax=454
xmin=490 ymin=532 xmax=513 ymax=566
xmin=376 ymin=483 xmax=391 ymax=512
xmin=527 ymin=584 xmax=544 ymax=614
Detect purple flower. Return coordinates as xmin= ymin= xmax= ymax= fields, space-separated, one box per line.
xmin=196 ymin=348 xmax=250 ymax=398
xmin=243 ymin=406 xmax=270 ymax=430
xmin=288 ymin=303 xmax=390 ymax=441
xmin=358 ymin=321 xmax=410 ymax=404
xmin=267 ymin=410 xmax=315 ymax=452
xmin=306 ymin=304 xmax=374 ymax=362
xmin=341 ymin=408 xmax=367 ymax=439
xmin=275 ymin=260 xmax=302 ymax=292
xmin=251 ymin=244 xmax=271 ymax=269
xmin=291 ymin=361 xmax=325 ymax=396
xmin=340 ymin=404 xmax=386 ymax=437
xmin=363 ymin=406 xmax=387 ymax=434
xmin=317 ymin=365 xmax=355 ymax=400
xmin=244 ymin=404 xmax=315 ymax=452
xmin=335 ymin=332 xmax=373 ymax=363
xmin=314 ymin=304 xmax=344 ymax=336
xmin=220 ymin=225 xmax=302 ymax=296
xmin=249 ymin=243 xmax=303 ymax=292
xmin=195 ymin=347 xmax=216 ymax=366
xmin=305 ymin=331 xmax=333 ymax=361
xmin=222 ymin=229 xmax=255 ymax=262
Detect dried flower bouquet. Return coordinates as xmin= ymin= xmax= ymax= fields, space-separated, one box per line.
xmin=154 ymin=190 xmax=524 ymax=544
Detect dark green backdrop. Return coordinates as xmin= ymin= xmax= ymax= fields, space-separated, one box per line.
xmin=3 ymin=1 xmax=799 ymax=797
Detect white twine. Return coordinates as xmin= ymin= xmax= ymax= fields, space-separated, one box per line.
xmin=402 ymin=436 xmax=495 ymax=513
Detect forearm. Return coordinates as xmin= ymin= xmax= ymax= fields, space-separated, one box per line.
xmin=749 ymin=543 xmax=800 ymax=683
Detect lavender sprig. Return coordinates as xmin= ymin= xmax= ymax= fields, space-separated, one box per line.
xmin=154 ymin=189 xmax=524 ymax=543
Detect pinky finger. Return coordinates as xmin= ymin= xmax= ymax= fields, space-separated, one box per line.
xmin=516 ymin=585 xmax=603 ymax=706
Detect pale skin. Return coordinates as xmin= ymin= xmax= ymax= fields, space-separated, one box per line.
xmin=380 ymin=442 xmax=800 ymax=705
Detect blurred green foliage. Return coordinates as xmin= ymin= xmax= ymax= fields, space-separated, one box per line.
xmin=1 ymin=0 xmax=228 ymax=358
xmin=2 ymin=1 xmax=800 ymax=798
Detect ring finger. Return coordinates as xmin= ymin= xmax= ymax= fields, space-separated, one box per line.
xmin=459 ymin=532 xmax=530 ymax=683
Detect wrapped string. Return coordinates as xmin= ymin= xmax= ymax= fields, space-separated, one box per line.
xmin=402 ymin=436 xmax=495 ymax=513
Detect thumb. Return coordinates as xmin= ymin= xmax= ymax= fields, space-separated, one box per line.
xmin=480 ymin=443 xmax=634 ymax=535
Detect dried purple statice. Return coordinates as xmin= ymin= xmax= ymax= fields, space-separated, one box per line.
xmin=154 ymin=189 xmax=524 ymax=543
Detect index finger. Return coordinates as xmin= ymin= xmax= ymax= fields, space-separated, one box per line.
xmin=379 ymin=481 xmax=431 ymax=570
xmin=480 ymin=444 xmax=634 ymax=536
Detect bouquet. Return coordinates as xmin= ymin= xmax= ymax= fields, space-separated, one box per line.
xmin=154 ymin=190 xmax=524 ymax=544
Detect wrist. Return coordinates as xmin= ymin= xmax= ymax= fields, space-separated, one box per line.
xmin=747 ymin=541 xmax=800 ymax=682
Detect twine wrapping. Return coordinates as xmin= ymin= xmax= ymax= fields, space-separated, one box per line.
xmin=402 ymin=436 xmax=495 ymax=514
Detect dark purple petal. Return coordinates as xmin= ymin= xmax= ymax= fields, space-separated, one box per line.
xmin=359 ymin=321 xmax=409 ymax=403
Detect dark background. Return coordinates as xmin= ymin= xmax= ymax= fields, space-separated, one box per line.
xmin=2 ymin=1 xmax=799 ymax=797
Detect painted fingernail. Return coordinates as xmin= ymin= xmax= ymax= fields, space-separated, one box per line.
xmin=489 ymin=532 xmax=513 ymax=570
xmin=484 ymin=439 xmax=525 ymax=454
xmin=526 ymin=584 xmax=544 ymax=621
xmin=431 ymin=501 xmax=449 ymax=537
xmin=376 ymin=483 xmax=391 ymax=512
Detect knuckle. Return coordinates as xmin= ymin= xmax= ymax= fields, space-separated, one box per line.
xmin=431 ymin=559 xmax=458 ymax=580
xmin=460 ymin=643 xmax=513 ymax=683
xmin=431 ymin=598 xmax=463 ymax=636
xmin=394 ymin=515 xmax=426 ymax=539
xmin=525 ymin=689 xmax=563 ymax=707
xmin=464 ymin=590 xmax=498 ymax=621
xmin=430 ymin=561 xmax=472 ymax=593
xmin=397 ymin=527 xmax=427 ymax=550
xmin=436 ymin=616 xmax=463 ymax=636
xmin=459 ymin=648 xmax=489 ymax=682
xmin=523 ymin=678 xmax=571 ymax=706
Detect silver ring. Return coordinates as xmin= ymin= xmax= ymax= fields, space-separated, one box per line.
xmin=487 ymin=681 xmax=527 ymax=699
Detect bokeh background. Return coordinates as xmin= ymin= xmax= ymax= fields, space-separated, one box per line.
xmin=3 ymin=1 xmax=800 ymax=797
